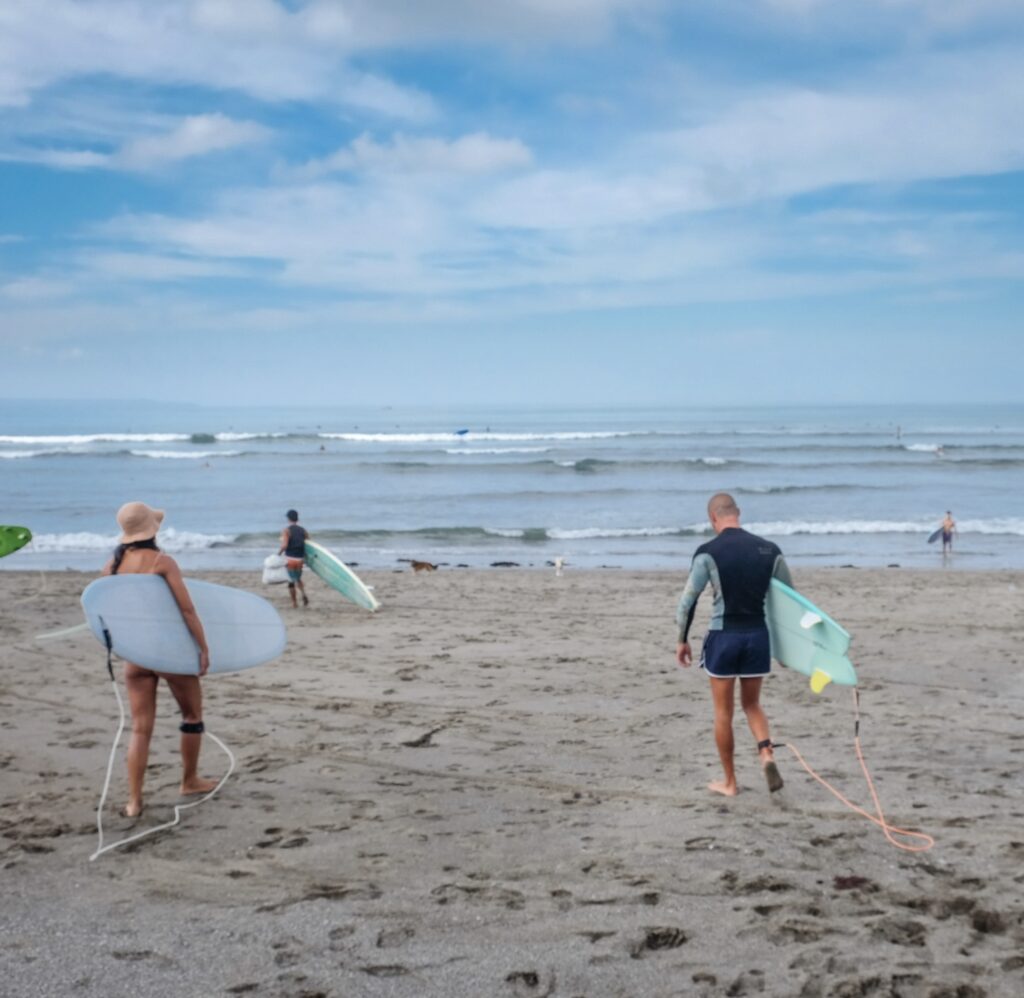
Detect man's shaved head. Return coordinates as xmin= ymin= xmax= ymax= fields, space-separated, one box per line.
xmin=708 ymin=492 xmax=740 ymax=519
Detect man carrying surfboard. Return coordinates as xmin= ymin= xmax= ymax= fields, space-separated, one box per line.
xmin=278 ymin=509 xmax=310 ymax=608
xmin=675 ymin=493 xmax=793 ymax=796
xmin=941 ymin=511 xmax=957 ymax=554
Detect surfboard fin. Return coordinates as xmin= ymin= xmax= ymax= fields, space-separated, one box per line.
xmin=810 ymin=669 xmax=833 ymax=694
xmin=800 ymin=611 xmax=823 ymax=629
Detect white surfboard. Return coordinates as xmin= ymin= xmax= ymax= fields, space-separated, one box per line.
xmin=766 ymin=579 xmax=857 ymax=693
xmin=304 ymin=540 xmax=380 ymax=611
xmin=81 ymin=575 xmax=286 ymax=675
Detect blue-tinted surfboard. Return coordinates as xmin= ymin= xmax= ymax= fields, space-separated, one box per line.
xmin=81 ymin=575 xmax=286 ymax=675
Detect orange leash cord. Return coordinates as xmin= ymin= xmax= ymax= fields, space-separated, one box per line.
xmin=776 ymin=688 xmax=935 ymax=853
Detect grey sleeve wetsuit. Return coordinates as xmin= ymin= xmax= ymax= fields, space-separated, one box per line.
xmin=676 ymin=527 xmax=791 ymax=643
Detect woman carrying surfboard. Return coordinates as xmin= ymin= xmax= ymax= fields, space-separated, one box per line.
xmin=102 ymin=502 xmax=217 ymax=818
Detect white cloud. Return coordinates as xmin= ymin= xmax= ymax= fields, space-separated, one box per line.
xmin=1 ymin=113 xmax=269 ymax=173
xmin=470 ymin=46 xmax=1024 ymax=232
xmin=80 ymin=252 xmax=255 ymax=282
xmin=0 ymin=0 xmax=437 ymax=118
xmin=301 ymin=132 xmax=532 ymax=179
xmin=0 ymin=0 xmax=650 ymax=116
xmin=117 ymin=114 xmax=269 ymax=170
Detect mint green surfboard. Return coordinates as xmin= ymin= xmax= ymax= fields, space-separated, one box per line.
xmin=304 ymin=540 xmax=380 ymax=612
xmin=766 ymin=579 xmax=858 ymax=693
xmin=0 ymin=525 xmax=32 ymax=559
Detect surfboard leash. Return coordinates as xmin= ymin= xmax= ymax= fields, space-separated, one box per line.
xmin=90 ymin=621 xmax=236 ymax=861
xmin=773 ymin=687 xmax=934 ymax=853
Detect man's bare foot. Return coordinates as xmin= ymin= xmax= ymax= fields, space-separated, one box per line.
xmin=120 ymin=800 xmax=144 ymax=818
xmin=708 ymin=780 xmax=738 ymax=796
xmin=180 ymin=776 xmax=219 ymax=796
xmin=763 ymin=760 xmax=784 ymax=793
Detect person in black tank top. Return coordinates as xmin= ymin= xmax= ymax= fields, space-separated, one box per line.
xmin=278 ymin=509 xmax=310 ymax=608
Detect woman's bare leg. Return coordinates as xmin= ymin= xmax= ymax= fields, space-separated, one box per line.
xmin=164 ymin=674 xmax=218 ymax=796
xmin=123 ymin=663 xmax=158 ymax=816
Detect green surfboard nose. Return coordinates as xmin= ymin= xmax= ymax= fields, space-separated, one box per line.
xmin=0 ymin=525 xmax=33 ymax=558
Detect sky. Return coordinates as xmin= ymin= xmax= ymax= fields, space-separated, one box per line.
xmin=1 ymin=0 xmax=1022 ymax=407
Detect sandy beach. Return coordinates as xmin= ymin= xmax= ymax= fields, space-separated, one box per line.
xmin=1 ymin=566 xmax=1022 ymax=997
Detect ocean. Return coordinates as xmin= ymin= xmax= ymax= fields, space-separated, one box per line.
xmin=2 ymin=401 xmax=1023 ymax=572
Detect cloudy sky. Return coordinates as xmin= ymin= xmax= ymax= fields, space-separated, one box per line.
xmin=1 ymin=0 xmax=1022 ymax=406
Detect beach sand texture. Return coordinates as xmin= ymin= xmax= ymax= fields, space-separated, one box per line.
xmin=1 ymin=568 xmax=1023 ymax=997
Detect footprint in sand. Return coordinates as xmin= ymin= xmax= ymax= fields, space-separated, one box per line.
xmin=628 ymin=926 xmax=688 ymax=959
xmin=871 ymin=918 xmax=928 ymax=946
xmin=376 ymin=926 xmax=415 ymax=948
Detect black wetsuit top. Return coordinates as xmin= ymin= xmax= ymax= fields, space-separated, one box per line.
xmin=676 ymin=527 xmax=792 ymax=642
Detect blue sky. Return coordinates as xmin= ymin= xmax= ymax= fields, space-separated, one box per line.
xmin=1 ymin=0 xmax=1022 ymax=406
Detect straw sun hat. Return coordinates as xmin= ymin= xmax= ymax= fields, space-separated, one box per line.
xmin=116 ymin=501 xmax=165 ymax=543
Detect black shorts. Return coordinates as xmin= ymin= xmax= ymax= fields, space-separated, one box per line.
xmin=700 ymin=629 xmax=771 ymax=678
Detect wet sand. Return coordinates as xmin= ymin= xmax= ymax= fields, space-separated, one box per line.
xmin=1 ymin=567 xmax=1023 ymax=997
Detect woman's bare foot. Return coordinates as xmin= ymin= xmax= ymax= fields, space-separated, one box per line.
xmin=180 ymin=776 xmax=219 ymax=797
xmin=708 ymin=780 xmax=738 ymax=796
xmin=120 ymin=799 xmax=144 ymax=818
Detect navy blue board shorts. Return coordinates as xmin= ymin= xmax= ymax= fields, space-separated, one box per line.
xmin=700 ymin=629 xmax=771 ymax=678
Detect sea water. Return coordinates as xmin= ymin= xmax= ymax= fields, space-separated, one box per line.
xmin=2 ymin=401 xmax=1022 ymax=572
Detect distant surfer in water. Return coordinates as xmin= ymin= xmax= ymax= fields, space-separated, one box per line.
xmin=941 ymin=511 xmax=957 ymax=554
xmin=675 ymin=493 xmax=792 ymax=796
xmin=102 ymin=502 xmax=217 ymax=818
xmin=279 ymin=509 xmax=310 ymax=608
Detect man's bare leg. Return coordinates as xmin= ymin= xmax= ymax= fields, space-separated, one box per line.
xmin=741 ymin=677 xmax=783 ymax=791
xmin=708 ymin=676 xmax=738 ymax=795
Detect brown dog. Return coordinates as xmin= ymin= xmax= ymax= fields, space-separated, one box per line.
xmin=411 ymin=559 xmax=437 ymax=572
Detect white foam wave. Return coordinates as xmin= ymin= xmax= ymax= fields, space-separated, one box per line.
xmin=548 ymin=527 xmax=682 ymax=540
xmin=745 ymin=518 xmax=1024 ymax=536
xmin=0 ymin=433 xmax=189 ymax=445
xmin=26 ymin=527 xmax=238 ymax=553
xmin=699 ymin=457 xmax=727 ymax=465
xmin=445 ymin=447 xmax=551 ymax=455
xmin=904 ymin=443 xmax=942 ymax=453
xmin=0 ymin=449 xmax=59 ymax=459
xmin=320 ymin=431 xmax=633 ymax=443
xmin=0 ymin=431 xmax=284 ymax=445
xmin=130 ymin=450 xmax=242 ymax=460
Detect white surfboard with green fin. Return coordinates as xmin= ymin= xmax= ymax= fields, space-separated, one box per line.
xmin=304 ymin=540 xmax=380 ymax=612
xmin=766 ymin=579 xmax=857 ymax=693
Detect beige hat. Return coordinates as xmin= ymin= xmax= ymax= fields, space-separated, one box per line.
xmin=116 ymin=501 xmax=165 ymax=543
